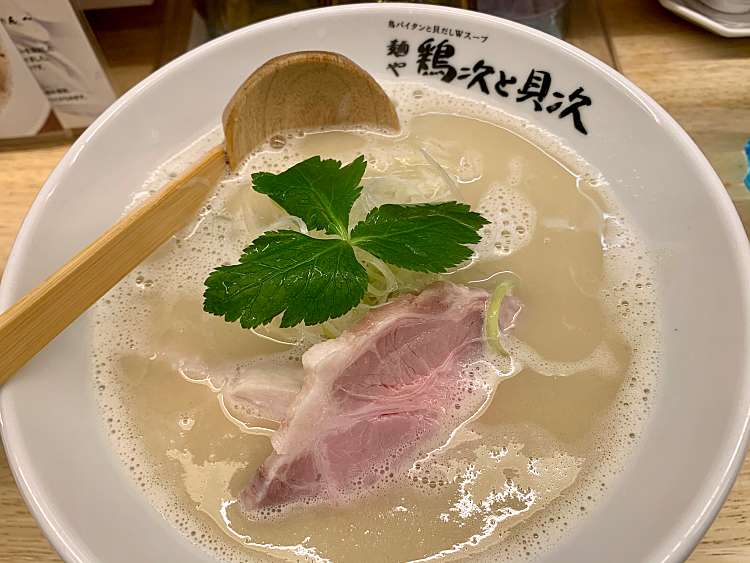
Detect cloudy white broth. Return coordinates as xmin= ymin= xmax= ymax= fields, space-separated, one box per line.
xmin=92 ymin=82 xmax=660 ymax=562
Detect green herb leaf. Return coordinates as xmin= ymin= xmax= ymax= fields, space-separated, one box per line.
xmin=203 ymin=230 xmax=367 ymax=328
xmin=205 ymin=156 xmax=490 ymax=330
xmin=350 ymin=202 xmax=489 ymax=273
xmin=251 ymin=155 xmax=366 ymax=238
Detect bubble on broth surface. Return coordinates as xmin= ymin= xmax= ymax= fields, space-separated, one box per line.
xmin=475 ymin=177 xmax=536 ymax=258
xmin=92 ymin=82 xmax=661 ymax=562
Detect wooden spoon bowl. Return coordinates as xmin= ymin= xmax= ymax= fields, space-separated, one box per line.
xmin=224 ymin=51 xmax=399 ymax=169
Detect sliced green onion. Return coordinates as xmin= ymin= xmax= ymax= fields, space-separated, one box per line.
xmin=485 ymin=281 xmax=515 ymax=356
xmin=320 ymin=323 xmax=338 ymax=340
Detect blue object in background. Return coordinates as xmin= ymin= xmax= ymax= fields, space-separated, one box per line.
xmin=745 ymin=139 xmax=750 ymax=191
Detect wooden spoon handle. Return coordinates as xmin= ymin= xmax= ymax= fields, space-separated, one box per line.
xmin=0 ymin=145 xmax=226 ymax=384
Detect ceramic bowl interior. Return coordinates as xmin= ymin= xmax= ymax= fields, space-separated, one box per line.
xmin=0 ymin=5 xmax=748 ymax=563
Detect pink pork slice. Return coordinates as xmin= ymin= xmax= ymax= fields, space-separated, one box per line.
xmin=240 ymin=282 xmax=506 ymax=512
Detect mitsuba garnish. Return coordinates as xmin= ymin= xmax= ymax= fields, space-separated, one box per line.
xmin=203 ymin=155 xmax=489 ymax=328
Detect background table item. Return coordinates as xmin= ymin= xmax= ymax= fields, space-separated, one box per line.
xmin=477 ymin=0 xmax=571 ymax=37
xmin=660 ymin=0 xmax=750 ymax=38
xmin=0 ymin=0 xmax=748 ymax=560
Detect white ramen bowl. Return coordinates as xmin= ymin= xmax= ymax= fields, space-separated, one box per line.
xmin=1 ymin=4 xmax=748 ymax=562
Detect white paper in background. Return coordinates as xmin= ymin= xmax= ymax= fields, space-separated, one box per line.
xmin=0 ymin=0 xmax=117 ymax=129
xmin=0 ymin=23 xmax=50 ymax=137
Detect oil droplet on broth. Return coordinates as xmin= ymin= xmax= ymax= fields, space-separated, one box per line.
xmin=92 ymin=82 xmax=661 ymax=562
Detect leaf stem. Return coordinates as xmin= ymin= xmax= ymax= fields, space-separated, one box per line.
xmin=485 ymin=281 xmax=515 ymax=356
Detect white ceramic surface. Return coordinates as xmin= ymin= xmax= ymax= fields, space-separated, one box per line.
xmin=660 ymin=0 xmax=750 ymax=37
xmin=1 ymin=4 xmax=748 ymax=563
xmin=698 ymin=0 xmax=750 ymax=15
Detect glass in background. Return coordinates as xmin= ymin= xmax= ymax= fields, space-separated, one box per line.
xmin=194 ymin=0 xmax=573 ymax=41
xmin=189 ymin=0 xmax=614 ymax=69
xmin=193 ymin=0 xmax=320 ymax=39
xmin=477 ymin=0 xmax=570 ymax=37
xmin=323 ymin=1 xmax=476 ymax=6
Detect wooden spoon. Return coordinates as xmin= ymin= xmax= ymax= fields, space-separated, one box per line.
xmin=0 ymin=51 xmax=399 ymax=384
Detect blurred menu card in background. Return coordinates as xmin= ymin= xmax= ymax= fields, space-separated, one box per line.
xmin=0 ymin=22 xmax=54 ymax=140
xmin=0 ymin=0 xmax=116 ymax=144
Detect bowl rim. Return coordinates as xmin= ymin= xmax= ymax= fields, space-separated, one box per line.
xmin=1 ymin=4 xmax=749 ymax=562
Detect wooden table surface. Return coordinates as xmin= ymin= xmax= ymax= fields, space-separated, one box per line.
xmin=0 ymin=0 xmax=748 ymax=561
